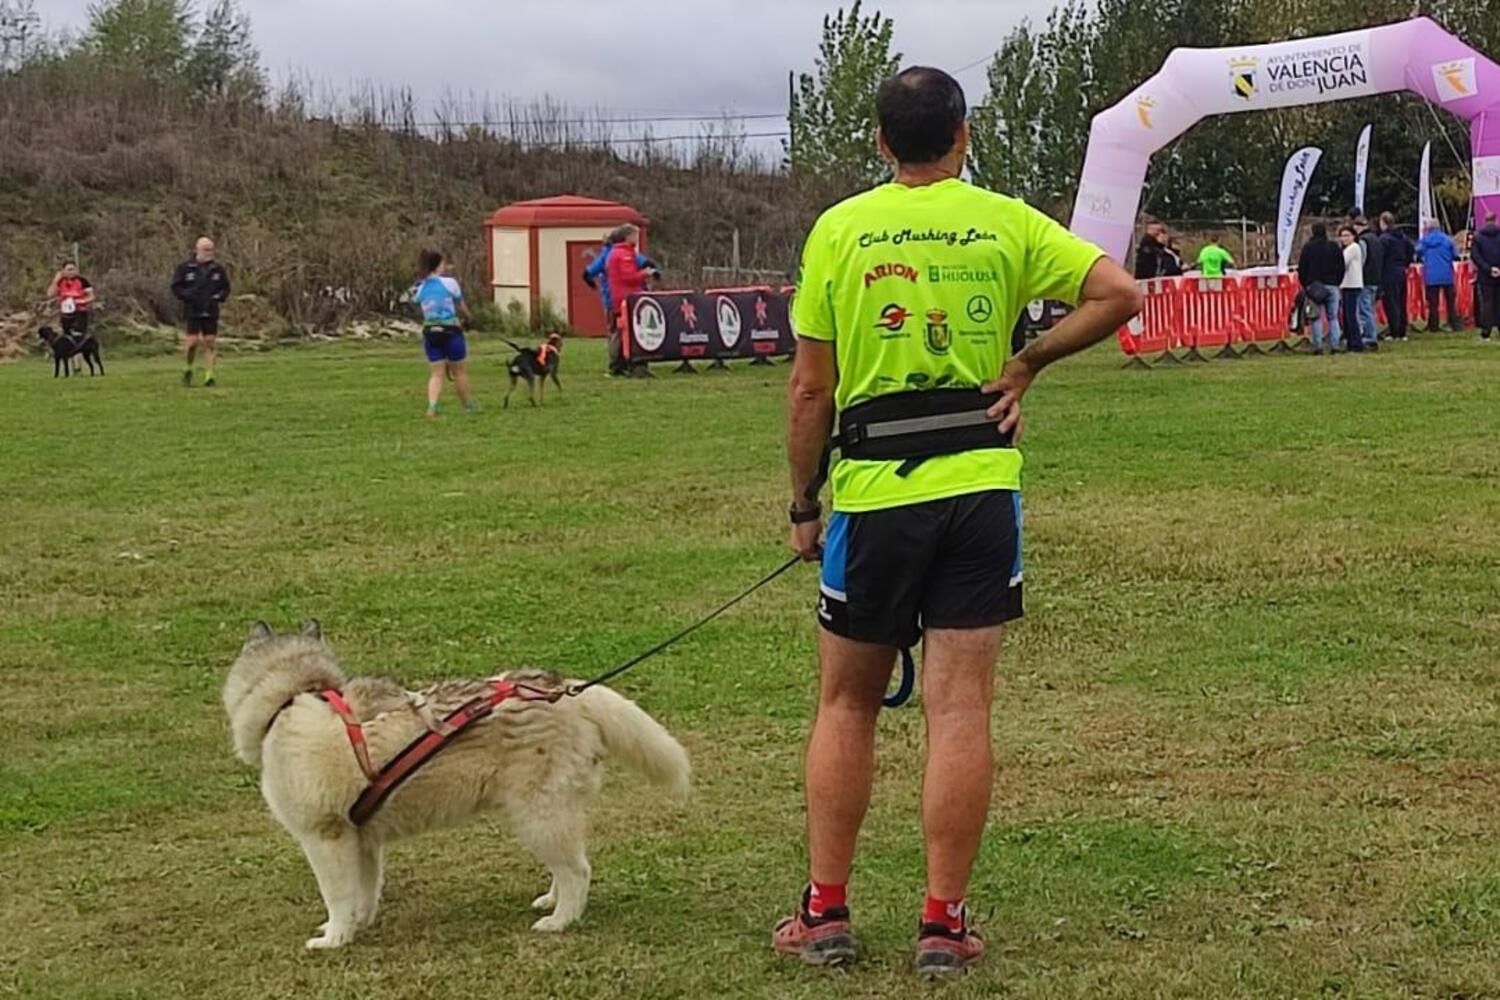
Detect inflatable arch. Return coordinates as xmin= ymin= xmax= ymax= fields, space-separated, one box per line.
xmin=1069 ymin=17 xmax=1500 ymax=262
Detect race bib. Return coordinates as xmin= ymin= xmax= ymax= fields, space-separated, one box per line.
xmin=60 ymin=297 xmax=77 ymax=315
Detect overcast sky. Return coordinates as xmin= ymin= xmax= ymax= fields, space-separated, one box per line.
xmin=45 ymin=0 xmax=1059 ymax=137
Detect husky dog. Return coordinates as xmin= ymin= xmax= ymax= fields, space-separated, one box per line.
xmin=222 ymin=620 xmax=690 ymax=950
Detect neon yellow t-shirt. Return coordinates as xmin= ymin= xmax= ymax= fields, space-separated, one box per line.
xmin=1197 ymin=244 xmax=1233 ymax=277
xmin=792 ymin=178 xmax=1104 ymax=513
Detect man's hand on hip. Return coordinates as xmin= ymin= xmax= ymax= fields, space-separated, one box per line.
xmin=983 ymin=355 xmax=1037 ymax=442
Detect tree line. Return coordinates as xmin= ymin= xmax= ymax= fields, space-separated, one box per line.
xmin=788 ymin=0 xmax=1498 ymax=228
xmin=1 ymin=0 xmax=263 ymax=101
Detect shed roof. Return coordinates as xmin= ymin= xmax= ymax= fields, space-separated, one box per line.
xmin=486 ymin=195 xmax=646 ymax=229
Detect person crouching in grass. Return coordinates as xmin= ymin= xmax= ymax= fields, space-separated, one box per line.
xmin=413 ymin=249 xmax=476 ymax=418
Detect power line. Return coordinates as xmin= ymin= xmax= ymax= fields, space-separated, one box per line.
xmin=399 ymin=126 xmax=791 ymax=146
xmin=952 ymin=52 xmax=993 ymax=76
xmin=415 ymin=110 xmax=787 ymax=127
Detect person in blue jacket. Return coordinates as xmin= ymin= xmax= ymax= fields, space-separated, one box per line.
xmin=584 ymin=227 xmax=657 ymax=376
xmin=1416 ymin=221 xmax=1461 ymax=333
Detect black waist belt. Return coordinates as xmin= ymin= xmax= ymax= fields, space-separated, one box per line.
xmin=807 ymin=388 xmax=1013 ymax=501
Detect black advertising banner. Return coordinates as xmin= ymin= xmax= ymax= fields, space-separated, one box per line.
xmin=705 ymin=286 xmax=796 ymax=359
xmin=623 ymin=286 xmax=795 ymax=364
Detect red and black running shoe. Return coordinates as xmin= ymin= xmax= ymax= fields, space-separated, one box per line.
xmin=915 ymin=917 xmax=985 ymax=977
xmin=772 ymin=889 xmax=857 ymax=967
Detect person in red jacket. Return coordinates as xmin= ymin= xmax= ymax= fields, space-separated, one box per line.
xmin=47 ymin=261 xmax=96 ymax=374
xmin=604 ymin=225 xmax=659 ymax=375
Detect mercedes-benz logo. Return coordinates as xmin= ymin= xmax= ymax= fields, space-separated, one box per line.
xmin=966 ymin=294 xmax=994 ymax=324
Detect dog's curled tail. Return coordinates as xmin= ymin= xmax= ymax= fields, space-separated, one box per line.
xmin=223 ymin=624 xmax=346 ymax=768
xmin=574 ymin=686 xmax=691 ymax=802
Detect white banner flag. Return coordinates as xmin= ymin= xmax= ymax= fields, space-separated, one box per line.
xmin=1419 ymin=142 xmax=1434 ymax=225
xmin=1277 ymin=146 xmax=1323 ymax=271
xmin=1354 ymin=123 xmax=1372 ymax=213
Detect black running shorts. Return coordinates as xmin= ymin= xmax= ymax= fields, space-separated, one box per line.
xmin=61 ymin=311 xmax=90 ymax=337
xmin=817 ymin=490 xmax=1023 ymax=649
xmin=186 ymin=315 xmax=219 ymax=336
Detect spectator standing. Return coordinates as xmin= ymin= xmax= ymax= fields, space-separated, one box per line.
xmin=585 ymin=227 xmax=657 ymax=376
xmin=1196 ymin=239 xmax=1235 ymax=278
xmin=1416 ymin=221 xmax=1461 ymax=332
xmin=1377 ymin=213 xmax=1414 ymax=341
xmin=1297 ymin=223 xmax=1345 ymax=355
xmin=1356 ymin=216 xmax=1384 ymax=349
xmin=1133 ymin=221 xmax=1167 ymax=279
xmin=584 ymin=228 xmax=624 ymax=374
xmin=170 ymin=237 xmax=231 ymax=387
xmin=780 ymin=65 xmax=1140 ymax=976
xmin=47 ymin=261 xmax=95 ymax=374
xmin=1338 ymin=226 xmax=1366 ymax=352
xmin=1469 ymin=212 xmax=1500 ymax=343
xmin=1161 ymin=236 xmax=1184 ymax=277
xmin=603 ymin=224 xmax=658 ymax=377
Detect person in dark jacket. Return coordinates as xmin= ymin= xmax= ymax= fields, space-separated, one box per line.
xmin=1470 ymin=212 xmax=1500 ymax=342
xmin=1297 ymin=222 xmax=1345 ymax=354
xmin=1376 ymin=212 xmax=1414 ymax=341
xmin=170 ymin=236 xmax=231 ymax=387
xmin=1134 ymin=221 xmax=1167 ymax=280
xmin=1356 ymin=216 xmax=1384 ymax=348
xmin=1161 ymin=236 xmax=1184 ymax=277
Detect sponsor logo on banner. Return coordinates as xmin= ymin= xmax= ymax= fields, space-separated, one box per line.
xmin=965 ymin=294 xmax=994 ymax=323
xmin=1026 ymin=300 xmax=1045 ymax=322
xmin=749 ymin=295 xmax=780 ymax=352
xmin=875 ymin=303 xmax=912 ymax=332
xmin=1230 ymin=56 xmax=1258 ymax=100
xmin=1226 ymin=35 xmax=1373 ymax=106
xmin=1276 ymin=147 xmax=1322 ymax=271
xmin=1135 ymin=95 xmax=1156 ymax=129
xmin=633 ymin=297 xmax=666 ymax=352
xmin=863 ymin=262 xmax=919 ymax=287
xmin=1433 ymin=58 xmax=1477 ymax=103
xmin=924 ymin=309 xmax=951 ymax=355
xmin=1473 ymin=156 xmax=1500 ymax=198
xmin=679 ymin=299 xmax=699 ymax=327
xmin=1075 ymin=180 xmax=1133 ymax=225
xmin=715 ymin=296 xmax=741 ymax=348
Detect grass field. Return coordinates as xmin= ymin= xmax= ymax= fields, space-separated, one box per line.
xmin=3 ymin=334 xmax=1499 ymax=999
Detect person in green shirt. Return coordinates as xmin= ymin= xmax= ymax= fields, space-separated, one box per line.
xmin=1196 ymin=241 xmax=1235 ymax=277
xmin=777 ymin=66 xmax=1141 ymax=976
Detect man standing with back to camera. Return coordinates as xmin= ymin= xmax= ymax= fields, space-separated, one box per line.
xmin=778 ymin=66 xmax=1141 ymax=976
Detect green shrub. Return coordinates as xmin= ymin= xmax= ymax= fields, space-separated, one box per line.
xmin=472 ymin=296 xmax=572 ymax=344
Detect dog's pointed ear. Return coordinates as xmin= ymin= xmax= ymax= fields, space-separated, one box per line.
xmin=302 ymin=619 xmax=323 ymax=640
xmin=247 ymin=620 xmax=274 ymax=644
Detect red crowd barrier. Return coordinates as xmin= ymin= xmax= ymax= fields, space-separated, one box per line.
xmin=1120 ymin=263 xmax=1474 ymax=363
xmin=1406 ymin=260 xmax=1475 ymax=327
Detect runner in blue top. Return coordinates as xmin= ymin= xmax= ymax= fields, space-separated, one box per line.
xmin=413 ymin=249 xmax=476 ymax=418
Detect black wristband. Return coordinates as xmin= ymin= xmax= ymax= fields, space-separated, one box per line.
xmin=789 ymin=502 xmax=822 ymax=524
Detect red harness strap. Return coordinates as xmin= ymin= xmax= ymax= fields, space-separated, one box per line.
xmin=319 ymin=689 xmax=378 ymax=781
xmin=332 ymin=679 xmax=559 ymax=827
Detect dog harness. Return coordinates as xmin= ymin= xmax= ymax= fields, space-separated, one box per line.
xmin=315 ymin=679 xmax=561 ymax=827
